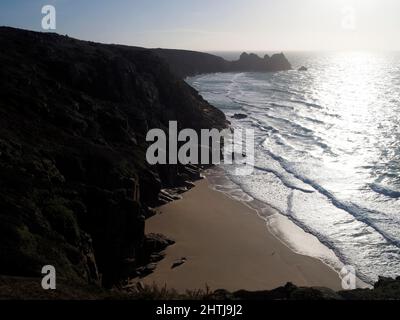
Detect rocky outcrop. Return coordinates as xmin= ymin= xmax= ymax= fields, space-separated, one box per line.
xmin=154 ymin=49 xmax=229 ymax=78
xmin=208 ymin=277 xmax=400 ymax=300
xmin=231 ymin=113 xmax=248 ymax=120
xmin=268 ymin=53 xmax=292 ymax=71
xmin=153 ymin=49 xmax=291 ymax=77
xmin=230 ymin=52 xmax=291 ymax=72
xmin=230 ymin=52 xmax=268 ymax=71
xmin=0 ymin=27 xmax=227 ymax=288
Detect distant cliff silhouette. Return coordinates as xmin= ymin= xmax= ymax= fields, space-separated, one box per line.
xmin=154 ymin=49 xmax=292 ymax=78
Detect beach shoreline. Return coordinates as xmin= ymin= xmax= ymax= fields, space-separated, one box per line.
xmin=142 ymin=177 xmax=343 ymax=293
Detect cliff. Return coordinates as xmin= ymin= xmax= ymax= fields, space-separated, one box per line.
xmin=153 ymin=49 xmax=229 ymax=77
xmin=0 ymin=27 xmax=397 ymax=301
xmin=230 ymin=52 xmax=291 ymax=72
xmin=0 ymin=27 xmax=227 ymax=288
xmin=154 ymin=49 xmax=292 ymax=77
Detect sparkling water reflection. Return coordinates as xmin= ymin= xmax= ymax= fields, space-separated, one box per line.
xmin=188 ymin=52 xmax=400 ymax=284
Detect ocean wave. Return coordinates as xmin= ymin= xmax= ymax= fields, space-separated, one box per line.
xmin=227 ymin=174 xmax=356 ymax=279
xmin=290 ymin=99 xmax=323 ymax=109
xmin=188 ymin=60 xmax=400 ymax=283
xmin=264 ymin=87 xmax=294 ymax=94
xmin=264 ymin=148 xmax=400 ymax=249
xmin=269 ymin=102 xmax=295 ymax=111
xmin=260 ymin=113 xmax=314 ymax=134
xmin=370 ymin=183 xmax=400 ymax=199
xmin=252 ymin=165 xmax=315 ymax=194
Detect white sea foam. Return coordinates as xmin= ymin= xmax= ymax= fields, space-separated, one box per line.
xmin=187 ymin=52 xmax=400 ymax=284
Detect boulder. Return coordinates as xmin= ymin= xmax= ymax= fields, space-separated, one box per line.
xmin=144 ymin=233 xmax=175 ymax=253
xmin=231 ymin=113 xmax=248 ymax=120
xmin=171 ymin=257 xmax=187 ymax=269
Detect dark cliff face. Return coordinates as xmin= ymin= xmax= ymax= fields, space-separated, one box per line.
xmin=154 ymin=49 xmax=229 ymax=78
xmin=230 ymin=52 xmax=292 ymax=72
xmin=230 ymin=52 xmax=268 ymax=71
xmin=0 ymin=27 xmax=227 ymax=287
xmin=153 ymin=49 xmax=292 ymax=77
xmin=269 ymin=53 xmax=292 ymax=71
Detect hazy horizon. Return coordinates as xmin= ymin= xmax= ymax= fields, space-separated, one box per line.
xmin=1 ymin=0 xmax=400 ymax=52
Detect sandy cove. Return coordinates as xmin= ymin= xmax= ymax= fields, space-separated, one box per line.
xmin=143 ymin=178 xmax=342 ymax=292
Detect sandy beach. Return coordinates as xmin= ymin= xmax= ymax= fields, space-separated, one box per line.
xmin=143 ymin=178 xmax=342 ymax=292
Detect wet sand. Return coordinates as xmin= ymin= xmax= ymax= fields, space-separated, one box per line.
xmin=143 ymin=178 xmax=342 ymax=292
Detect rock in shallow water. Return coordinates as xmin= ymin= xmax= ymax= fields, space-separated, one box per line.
xmin=231 ymin=113 xmax=248 ymax=120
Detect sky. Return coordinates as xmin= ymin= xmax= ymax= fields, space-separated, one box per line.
xmin=0 ymin=0 xmax=399 ymax=51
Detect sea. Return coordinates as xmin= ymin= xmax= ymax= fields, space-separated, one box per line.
xmin=186 ymin=51 xmax=400 ymax=285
